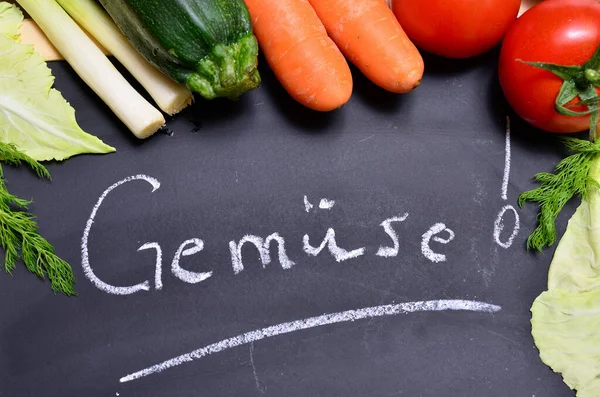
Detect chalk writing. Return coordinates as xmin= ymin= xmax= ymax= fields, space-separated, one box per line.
xmin=138 ymin=242 xmax=163 ymax=290
xmin=305 ymin=196 xmax=336 ymax=212
xmin=79 ymin=173 xmax=507 ymax=384
xmin=494 ymin=117 xmax=520 ymax=249
xmin=319 ymin=198 xmax=336 ymax=210
xmin=376 ymin=214 xmax=409 ymax=258
xmin=172 ymin=238 xmax=212 ymax=284
xmin=81 ymin=171 xmax=525 ymax=295
xmin=229 ymin=233 xmax=295 ymax=274
xmin=303 ymin=228 xmax=366 ymax=262
xmin=501 ymin=117 xmax=512 ymax=201
xmin=81 ymin=175 xmax=160 ymax=296
xmin=494 ymin=206 xmax=520 ymax=249
xmin=421 ymin=223 xmax=455 ymax=263
xmin=303 ymin=196 xmax=313 ymax=213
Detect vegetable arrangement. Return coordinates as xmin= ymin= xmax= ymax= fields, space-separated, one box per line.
xmin=0 ymin=3 xmax=114 ymax=295
xmin=18 ymin=0 xmax=167 ymax=139
xmin=3 ymin=0 xmax=600 ymax=393
xmin=499 ymin=0 xmax=600 ymax=252
xmin=495 ymin=1 xmax=600 ymax=395
xmin=1 ymin=0 xmax=427 ymax=293
xmin=20 ymin=0 xmax=426 ymax=114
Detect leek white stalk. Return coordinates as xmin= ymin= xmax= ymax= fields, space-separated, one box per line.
xmin=16 ymin=0 xmax=165 ymax=139
xmin=56 ymin=0 xmax=194 ymax=115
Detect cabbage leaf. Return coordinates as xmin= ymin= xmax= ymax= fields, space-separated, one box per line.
xmin=0 ymin=3 xmax=115 ymax=161
xmin=531 ymin=157 xmax=600 ymax=396
xmin=0 ymin=2 xmax=23 ymax=39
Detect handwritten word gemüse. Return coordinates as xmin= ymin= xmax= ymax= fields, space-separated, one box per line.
xmin=81 ymin=175 xmax=459 ymax=295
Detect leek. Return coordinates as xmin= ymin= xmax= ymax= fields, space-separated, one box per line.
xmin=55 ymin=0 xmax=194 ymax=116
xmin=16 ymin=0 xmax=165 ymax=139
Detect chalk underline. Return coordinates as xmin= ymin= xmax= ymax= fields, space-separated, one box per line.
xmin=119 ymin=299 xmax=501 ymax=384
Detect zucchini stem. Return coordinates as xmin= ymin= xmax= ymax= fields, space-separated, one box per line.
xmin=17 ymin=0 xmax=165 ymax=139
xmin=187 ymin=34 xmax=261 ymax=100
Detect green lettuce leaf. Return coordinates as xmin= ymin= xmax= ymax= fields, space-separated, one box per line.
xmin=0 ymin=3 xmax=115 ymax=161
xmin=531 ymin=157 xmax=600 ymax=396
xmin=0 ymin=2 xmax=23 ymax=40
xmin=546 ymin=160 xmax=600 ymax=293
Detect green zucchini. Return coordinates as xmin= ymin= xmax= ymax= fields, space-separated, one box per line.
xmin=98 ymin=0 xmax=261 ymax=100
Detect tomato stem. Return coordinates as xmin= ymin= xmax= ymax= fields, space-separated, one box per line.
xmin=519 ymin=42 xmax=600 ymax=142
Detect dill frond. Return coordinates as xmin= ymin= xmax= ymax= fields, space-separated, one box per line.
xmin=0 ymin=143 xmax=75 ymax=295
xmin=519 ymin=137 xmax=600 ymax=252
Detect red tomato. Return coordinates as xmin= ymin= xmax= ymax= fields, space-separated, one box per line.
xmin=499 ymin=0 xmax=600 ymax=133
xmin=391 ymin=0 xmax=520 ymax=59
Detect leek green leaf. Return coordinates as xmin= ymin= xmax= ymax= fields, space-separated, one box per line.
xmin=0 ymin=3 xmax=115 ymax=161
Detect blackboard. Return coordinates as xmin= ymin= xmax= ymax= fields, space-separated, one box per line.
xmin=0 ymin=48 xmax=577 ymax=397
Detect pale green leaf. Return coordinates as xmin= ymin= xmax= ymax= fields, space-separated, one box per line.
xmin=531 ymin=289 xmax=600 ymax=397
xmin=0 ymin=4 xmax=115 ymax=161
xmin=0 ymin=2 xmax=24 ymax=40
xmin=531 ymin=157 xmax=600 ymax=396
xmin=546 ymin=158 xmax=600 ymax=292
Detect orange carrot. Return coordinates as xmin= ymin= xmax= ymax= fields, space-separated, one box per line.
xmin=243 ymin=0 xmax=353 ymax=111
xmin=308 ymin=0 xmax=424 ymax=93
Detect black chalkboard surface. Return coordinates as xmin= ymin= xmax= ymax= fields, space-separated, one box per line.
xmin=0 ymin=48 xmax=577 ymax=397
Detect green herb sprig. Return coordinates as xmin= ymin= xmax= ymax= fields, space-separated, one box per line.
xmin=0 ymin=142 xmax=75 ymax=295
xmin=519 ymin=138 xmax=600 ymax=252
